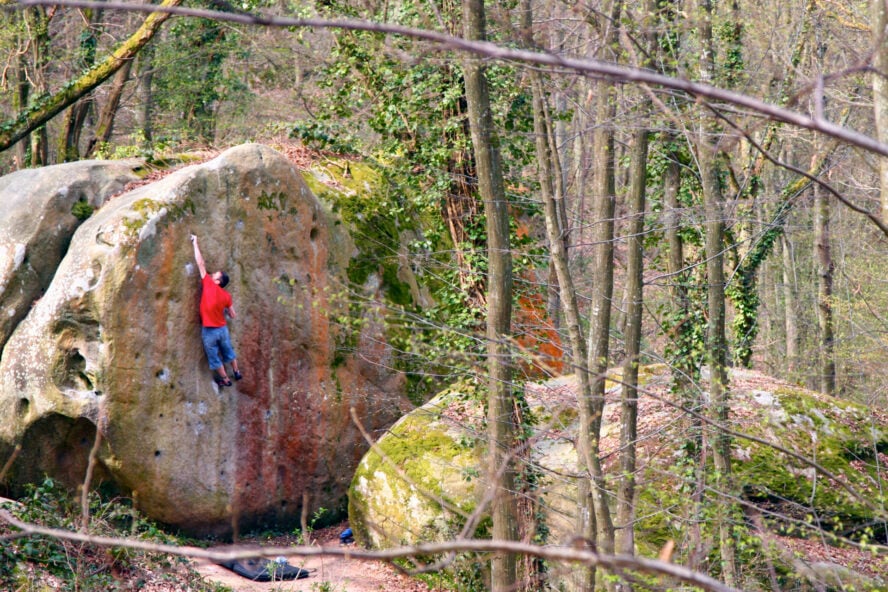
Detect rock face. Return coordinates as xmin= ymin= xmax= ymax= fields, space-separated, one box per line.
xmin=0 ymin=144 xmax=409 ymax=535
xmin=349 ymin=365 xmax=888 ymax=589
xmin=350 ymin=392 xmax=483 ymax=548
xmin=0 ymin=159 xmax=143 ymax=352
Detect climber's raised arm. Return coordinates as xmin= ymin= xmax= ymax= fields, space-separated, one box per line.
xmin=191 ymin=234 xmax=207 ymax=278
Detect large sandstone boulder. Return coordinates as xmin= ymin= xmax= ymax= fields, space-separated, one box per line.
xmin=0 ymin=159 xmax=143 ymax=351
xmin=349 ymin=365 xmax=888 ymax=589
xmin=0 ymin=144 xmax=409 ymax=535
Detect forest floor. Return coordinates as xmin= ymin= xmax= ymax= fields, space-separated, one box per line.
xmin=192 ymin=522 xmax=436 ymax=592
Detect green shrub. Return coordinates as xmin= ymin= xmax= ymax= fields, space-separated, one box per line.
xmin=0 ymin=477 xmax=224 ymax=591
xmin=71 ymin=199 xmax=94 ymax=221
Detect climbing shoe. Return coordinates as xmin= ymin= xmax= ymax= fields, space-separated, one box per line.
xmin=215 ymin=376 xmax=232 ymax=387
xmin=233 ymin=371 xmax=243 ymax=381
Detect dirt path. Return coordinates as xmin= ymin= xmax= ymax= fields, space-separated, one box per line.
xmin=192 ymin=525 xmax=435 ymax=592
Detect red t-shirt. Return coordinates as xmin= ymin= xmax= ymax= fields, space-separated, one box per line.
xmin=199 ymin=274 xmax=232 ymax=328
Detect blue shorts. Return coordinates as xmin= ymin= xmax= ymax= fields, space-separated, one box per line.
xmin=201 ymin=326 xmax=237 ymax=370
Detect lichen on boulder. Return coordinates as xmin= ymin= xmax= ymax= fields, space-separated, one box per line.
xmin=349 ymin=384 xmax=484 ymax=547
xmin=349 ymin=365 xmax=888 ymax=588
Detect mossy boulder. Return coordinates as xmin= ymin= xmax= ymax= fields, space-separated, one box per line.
xmin=298 ymin=155 xmax=436 ymax=405
xmin=301 ymin=158 xmax=431 ymax=311
xmin=349 ymin=384 xmax=483 ymax=547
xmin=349 ymin=365 xmax=888 ymax=589
xmin=0 ymin=144 xmax=411 ymax=535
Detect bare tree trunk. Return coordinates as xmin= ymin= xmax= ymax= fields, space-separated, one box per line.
xmin=572 ymin=88 xmax=592 ymax=273
xmin=814 ymin=177 xmax=836 ymax=396
xmin=462 ymin=0 xmax=517 ymax=589
xmin=541 ymin=21 xmax=571 ymax=330
xmin=753 ymin=195 xmax=773 ymax=370
xmin=658 ymin=0 xmax=690 ymax=386
xmin=699 ymin=140 xmax=737 ymax=586
xmin=812 ymin=19 xmax=837 ymax=397
xmin=13 ymin=21 xmax=31 ymax=169
xmin=873 ymin=0 xmax=888 ymax=224
xmin=615 ymin=2 xmax=655 ymax=562
xmin=664 ymin=147 xmax=684 ymax=301
xmin=696 ymin=0 xmax=737 ymax=583
xmin=760 ymin=241 xmax=778 ymax=371
xmin=652 ymin=0 xmax=708 ymax=571
xmin=134 ymin=42 xmax=156 ymax=147
xmin=60 ymin=98 xmax=93 ymax=162
xmin=531 ymin=74 xmax=595 ymax=591
xmin=24 ymin=6 xmax=51 ymax=166
xmin=584 ymin=4 xmax=621 ymax=573
xmin=523 ymin=6 xmax=616 ymax=588
xmin=782 ymin=234 xmax=800 ymax=373
xmin=59 ymin=6 xmax=103 ymax=162
xmin=663 ymin=135 xmax=706 ymax=572
xmin=617 ymin=122 xmax=647 ymax=560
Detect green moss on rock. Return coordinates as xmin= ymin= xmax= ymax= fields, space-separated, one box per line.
xmin=302 ymin=162 xmax=414 ymax=306
xmin=349 ymin=390 xmax=481 ymax=549
xmin=351 ymin=365 xmax=888 ymax=589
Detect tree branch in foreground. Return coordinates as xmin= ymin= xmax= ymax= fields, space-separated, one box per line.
xmin=0 ymin=509 xmax=740 ymax=592
xmin=0 ymin=0 xmax=181 ymax=152
xmin=9 ymin=0 xmax=888 ymax=158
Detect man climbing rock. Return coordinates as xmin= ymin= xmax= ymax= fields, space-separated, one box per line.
xmin=191 ymin=234 xmax=243 ymax=387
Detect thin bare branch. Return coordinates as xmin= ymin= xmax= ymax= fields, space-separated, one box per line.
xmin=711 ymin=106 xmax=888 ymax=238
xmin=79 ymin=411 xmax=105 ymax=532
xmin=0 ymin=443 xmax=21 ymax=484
xmin=9 ymin=0 xmax=888 ymax=157
xmin=0 ymin=509 xmax=742 ymax=592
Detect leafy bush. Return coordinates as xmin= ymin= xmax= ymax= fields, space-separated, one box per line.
xmin=71 ymin=198 xmax=94 ymax=221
